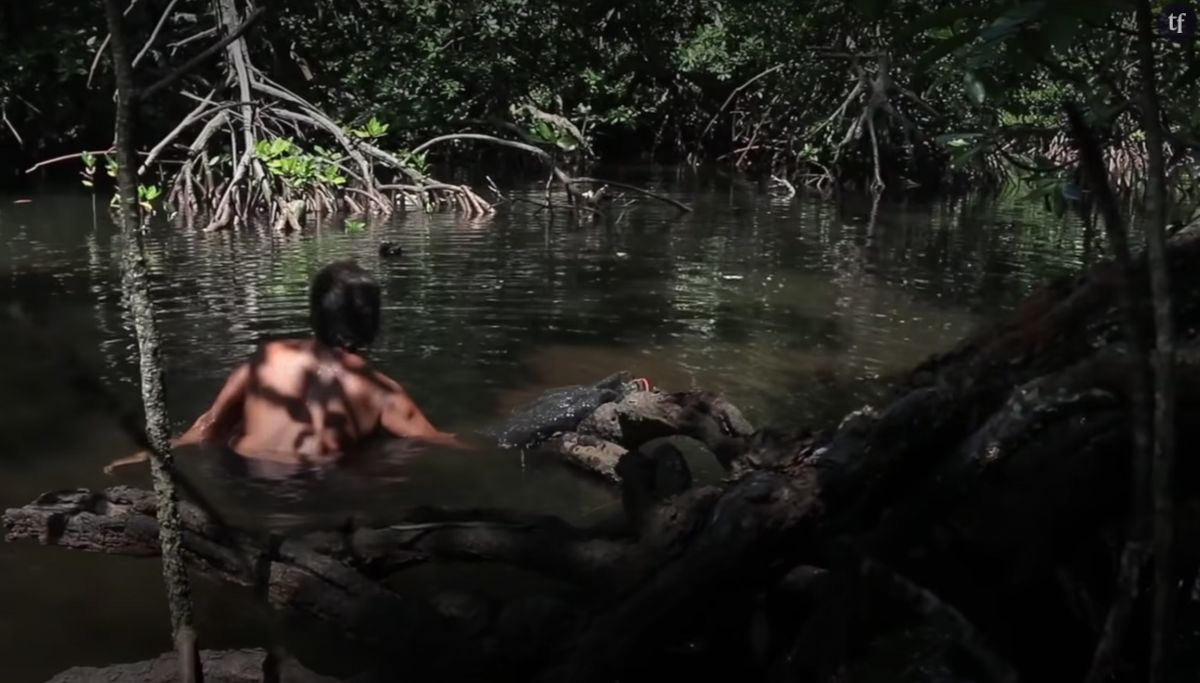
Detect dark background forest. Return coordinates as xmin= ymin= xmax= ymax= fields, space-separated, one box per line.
xmin=3 ymin=0 xmax=1198 ymax=201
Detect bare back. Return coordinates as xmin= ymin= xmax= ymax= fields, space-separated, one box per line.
xmin=172 ymin=339 xmax=450 ymax=463
xmin=228 ymin=340 xmax=378 ymax=460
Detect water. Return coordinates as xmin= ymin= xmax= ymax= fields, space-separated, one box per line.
xmin=0 ymin=177 xmax=1091 ymax=681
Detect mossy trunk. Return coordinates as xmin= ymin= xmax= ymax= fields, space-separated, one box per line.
xmin=99 ymin=0 xmax=201 ymax=680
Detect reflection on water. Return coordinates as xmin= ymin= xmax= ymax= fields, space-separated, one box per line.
xmin=0 ymin=177 xmax=1089 ymax=681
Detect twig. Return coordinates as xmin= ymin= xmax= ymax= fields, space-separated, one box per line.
xmin=205 ymin=147 xmax=252 ymax=230
xmin=1 ymin=105 xmax=22 ymax=146
xmin=138 ymin=90 xmax=220 ymax=173
xmin=770 ymin=175 xmax=797 ymax=199
xmin=88 ymin=0 xmax=147 ymax=88
xmin=409 ymin=132 xmax=553 ymax=163
xmin=810 ymin=78 xmax=866 ymax=141
xmin=87 ymin=35 xmax=113 ymax=89
xmin=343 ymin=186 xmax=392 ymax=214
xmin=867 ymin=113 xmax=885 ymax=193
xmin=132 ymin=0 xmax=181 ymax=68
xmin=568 ymin=177 xmax=691 ymax=212
xmin=137 ymin=7 xmax=265 ymax=102
xmin=700 ymin=63 xmax=787 ymax=141
xmin=25 ymin=149 xmax=116 ymax=174
xmin=167 ymin=26 xmax=217 ymax=51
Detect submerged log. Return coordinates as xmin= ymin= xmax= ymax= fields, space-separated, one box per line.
xmin=47 ymin=649 xmax=336 ymax=683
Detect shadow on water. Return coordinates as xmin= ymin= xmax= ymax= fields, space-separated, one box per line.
xmin=0 ymin=179 xmax=1090 ymax=681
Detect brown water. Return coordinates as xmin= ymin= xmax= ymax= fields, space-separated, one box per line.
xmin=0 ymin=177 xmax=1091 ymax=681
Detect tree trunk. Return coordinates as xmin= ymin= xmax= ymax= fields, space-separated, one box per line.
xmin=99 ymin=0 xmax=202 ymax=681
xmin=1134 ymin=2 xmax=1179 ymax=681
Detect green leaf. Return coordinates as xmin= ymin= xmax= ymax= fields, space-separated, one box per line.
xmin=81 ymin=179 xmax=93 ymax=188
xmin=345 ymin=218 xmax=366 ymax=232
xmin=532 ymin=120 xmax=555 ymax=143
xmin=366 ymin=116 xmax=389 ymax=137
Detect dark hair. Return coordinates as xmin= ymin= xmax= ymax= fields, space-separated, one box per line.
xmin=309 ymin=260 xmax=381 ymax=351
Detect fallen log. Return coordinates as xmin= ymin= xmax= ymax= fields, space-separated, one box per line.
xmin=47 ymin=649 xmax=336 ymax=683
xmin=486 ymin=369 xmax=754 ymax=484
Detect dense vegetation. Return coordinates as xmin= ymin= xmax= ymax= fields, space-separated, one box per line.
xmin=3 ymin=0 xmax=1198 ymax=202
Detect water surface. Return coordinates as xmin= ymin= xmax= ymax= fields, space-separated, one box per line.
xmin=0 ymin=176 xmax=1091 ymax=681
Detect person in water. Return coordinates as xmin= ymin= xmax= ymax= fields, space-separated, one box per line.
xmin=106 ymin=259 xmax=466 ymax=472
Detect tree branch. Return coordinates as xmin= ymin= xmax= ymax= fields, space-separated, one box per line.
xmin=136 ymin=7 xmax=265 ymax=102
xmin=132 ymin=0 xmax=181 ymax=68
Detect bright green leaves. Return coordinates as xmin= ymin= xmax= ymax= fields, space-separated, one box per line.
xmin=79 ymin=150 xmax=161 ymax=214
xmin=513 ymin=104 xmax=587 ymax=152
xmin=137 ymin=184 xmax=161 ymax=213
xmin=677 ymin=23 xmax=734 ymax=80
xmin=345 ymin=217 xmax=366 ymax=232
xmin=255 ymin=137 xmax=347 ymax=189
xmin=529 ymin=119 xmax=578 ymax=150
xmin=79 ymin=150 xmax=97 ymax=188
xmin=255 ymin=137 xmax=294 ymax=160
xmin=348 ymin=116 xmax=389 ymax=140
xmin=397 ymin=150 xmax=430 ymax=175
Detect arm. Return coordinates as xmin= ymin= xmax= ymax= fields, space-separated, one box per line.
xmin=105 ymin=363 xmax=252 ymax=473
xmin=377 ymin=373 xmax=474 ymax=450
xmin=174 ymin=361 xmax=251 ymax=447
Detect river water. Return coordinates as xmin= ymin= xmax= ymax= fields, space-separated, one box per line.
xmin=0 ymin=175 xmax=1091 ymax=681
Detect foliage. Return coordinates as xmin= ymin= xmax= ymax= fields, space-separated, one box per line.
xmin=5 ymin=0 xmax=1200 ymax=193
xmin=254 ymin=137 xmax=347 ymax=189
xmin=348 ymin=116 xmax=390 ymax=140
xmin=79 ymin=151 xmax=97 ymax=188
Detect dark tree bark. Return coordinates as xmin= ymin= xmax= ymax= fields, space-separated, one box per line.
xmin=1133 ymin=3 xmax=1179 ymax=681
xmin=1066 ymin=101 xmax=1155 ymax=683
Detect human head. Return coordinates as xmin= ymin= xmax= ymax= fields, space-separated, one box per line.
xmin=309 ymin=260 xmax=381 ymax=352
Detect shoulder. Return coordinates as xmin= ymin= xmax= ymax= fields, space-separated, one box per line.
xmin=256 ymin=338 xmax=318 ymax=363
xmin=369 ymin=368 xmax=405 ymax=393
xmin=334 ymin=352 xmax=404 ymax=396
xmin=336 ymin=349 xmax=371 ymax=372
